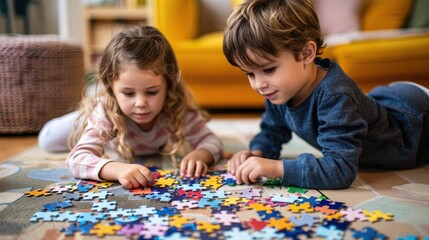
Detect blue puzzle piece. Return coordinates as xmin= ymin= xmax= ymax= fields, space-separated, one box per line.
xmin=76 ymin=212 xmax=107 ymax=224
xmin=316 ymin=225 xmax=344 ymax=240
xmin=114 ymin=215 xmax=141 ymax=225
xmin=257 ymin=210 xmax=283 ymax=221
xmin=197 ymin=198 xmax=222 ymax=208
xmin=43 ymin=200 xmax=73 ymax=211
xmin=91 ymin=199 xmax=117 ymax=211
xmin=61 ymin=222 xmax=94 ymax=236
xmin=156 ymin=206 xmax=180 ymax=217
xmin=53 ymin=211 xmax=79 ymax=222
xmin=352 ymin=227 xmax=387 ymax=240
xmin=76 ymin=181 xmax=95 ymax=193
xmin=29 ymin=211 xmax=59 ymax=222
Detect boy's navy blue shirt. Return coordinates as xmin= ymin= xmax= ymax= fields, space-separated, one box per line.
xmin=250 ymin=58 xmax=429 ymax=189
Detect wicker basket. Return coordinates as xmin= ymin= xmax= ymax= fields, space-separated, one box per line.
xmin=0 ymin=35 xmax=84 ymax=134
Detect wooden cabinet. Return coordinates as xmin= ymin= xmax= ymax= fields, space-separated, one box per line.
xmin=83 ymin=3 xmax=153 ymax=72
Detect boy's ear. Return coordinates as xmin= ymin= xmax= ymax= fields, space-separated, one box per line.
xmin=301 ymin=41 xmax=317 ymax=64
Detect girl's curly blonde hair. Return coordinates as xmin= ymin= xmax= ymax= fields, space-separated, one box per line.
xmin=69 ymin=25 xmax=207 ymax=164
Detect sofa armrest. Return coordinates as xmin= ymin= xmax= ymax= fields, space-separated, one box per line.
xmin=153 ymin=0 xmax=199 ymax=41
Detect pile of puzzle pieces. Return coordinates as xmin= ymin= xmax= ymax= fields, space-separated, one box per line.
xmin=25 ymin=168 xmax=420 ymax=239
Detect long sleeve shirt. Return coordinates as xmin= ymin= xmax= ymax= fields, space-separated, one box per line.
xmin=66 ymin=103 xmax=223 ymax=180
xmin=251 ymin=58 xmax=429 ymax=189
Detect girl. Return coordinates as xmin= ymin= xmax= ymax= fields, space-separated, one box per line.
xmin=38 ymin=25 xmax=223 ymax=189
xmin=223 ymin=0 xmax=429 ymax=189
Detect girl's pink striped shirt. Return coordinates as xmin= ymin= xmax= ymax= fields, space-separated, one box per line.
xmin=66 ymin=103 xmax=223 ymax=180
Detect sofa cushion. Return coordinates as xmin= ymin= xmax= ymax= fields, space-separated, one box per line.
xmin=314 ymin=0 xmax=362 ymax=35
xmin=404 ymin=0 xmax=429 ymax=28
xmin=332 ymin=34 xmax=429 ymax=85
xmin=172 ymin=33 xmax=242 ymax=77
xmin=361 ymin=0 xmax=413 ymax=30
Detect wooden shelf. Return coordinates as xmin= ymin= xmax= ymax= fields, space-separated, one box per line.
xmin=84 ymin=7 xmax=148 ymax=20
xmin=82 ymin=4 xmax=153 ymax=72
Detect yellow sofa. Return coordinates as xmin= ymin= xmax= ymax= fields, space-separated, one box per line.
xmin=153 ymin=0 xmax=429 ymax=109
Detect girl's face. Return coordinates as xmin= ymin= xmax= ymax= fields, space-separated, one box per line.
xmin=113 ymin=65 xmax=167 ymax=131
xmin=240 ymin=49 xmax=322 ymax=106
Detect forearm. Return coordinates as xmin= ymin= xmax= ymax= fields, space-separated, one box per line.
xmin=99 ymin=161 xmax=124 ymax=181
xmin=281 ymin=153 xmax=358 ymax=189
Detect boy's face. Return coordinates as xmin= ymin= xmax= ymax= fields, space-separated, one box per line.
xmin=113 ymin=65 xmax=167 ymax=131
xmin=240 ymin=49 xmax=316 ymax=106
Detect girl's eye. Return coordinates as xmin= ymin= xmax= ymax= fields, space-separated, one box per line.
xmin=123 ymin=92 xmax=134 ymax=97
xmin=146 ymin=91 xmax=158 ymax=96
xmin=263 ymin=67 xmax=276 ymax=73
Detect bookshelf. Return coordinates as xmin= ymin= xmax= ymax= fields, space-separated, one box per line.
xmin=82 ymin=2 xmax=153 ymax=72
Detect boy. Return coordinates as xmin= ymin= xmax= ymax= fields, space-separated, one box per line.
xmin=223 ymin=0 xmax=429 ymax=189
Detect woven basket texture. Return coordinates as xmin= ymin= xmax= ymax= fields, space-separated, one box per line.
xmin=0 ymin=36 xmax=84 ymax=134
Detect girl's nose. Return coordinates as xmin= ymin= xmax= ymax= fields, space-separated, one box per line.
xmin=135 ymin=95 xmax=148 ymax=107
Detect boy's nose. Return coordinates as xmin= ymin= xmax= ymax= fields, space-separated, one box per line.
xmin=252 ymin=76 xmax=268 ymax=90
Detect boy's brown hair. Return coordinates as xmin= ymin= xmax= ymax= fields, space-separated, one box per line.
xmin=223 ymin=0 xmax=326 ymax=68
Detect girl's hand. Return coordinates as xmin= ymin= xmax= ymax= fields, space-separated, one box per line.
xmin=100 ymin=162 xmax=154 ymax=189
xmin=180 ymin=149 xmax=214 ymax=178
xmin=235 ymin=156 xmax=283 ymax=185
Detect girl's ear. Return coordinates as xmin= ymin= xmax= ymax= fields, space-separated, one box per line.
xmin=301 ymin=41 xmax=317 ymax=64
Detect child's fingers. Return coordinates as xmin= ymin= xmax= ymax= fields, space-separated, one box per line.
xmin=137 ymin=167 xmax=154 ymax=185
xmin=180 ymin=159 xmax=188 ymax=177
xmin=121 ymin=177 xmax=140 ymax=189
xmin=235 ymin=161 xmax=245 ymax=184
xmin=240 ymin=152 xmax=248 ymax=163
xmin=248 ymin=169 xmax=260 ymax=183
xmin=120 ymin=179 xmax=133 ymax=189
xmin=201 ymin=164 xmax=208 ymax=177
xmin=135 ymin=173 xmax=153 ymax=187
xmin=186 ymin=160 xmax=196 ymax=177
xmin=236 ymin=161 xmax=253 ymax=185
xmin=194 ymin=161 xmax=205 ymax=178
xmin=232 ymin=152 xmax=248 ymax=174
xmin=240 ymin=167 xmax=253 ymax=185
xmin=229 ymin=154 xmax=242 ymax=175
xmin=228 ymin=159 xmax=234 ymax=174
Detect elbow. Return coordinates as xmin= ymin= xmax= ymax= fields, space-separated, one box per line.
xmin=65 ymin=155 xmax=79 ymax=178
xmin=334 ymin=176 xmax=355 ymax=189
xmin=330 ymin=170 xmax=357 ymax=189
xmin=329 ymin=158 xmax=358 ymax=189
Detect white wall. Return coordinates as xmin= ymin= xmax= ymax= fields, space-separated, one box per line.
xmin=0 ymin=0 xmax=84 ymax=43
xmin=58 ymin=0 xmax=84 ymax=41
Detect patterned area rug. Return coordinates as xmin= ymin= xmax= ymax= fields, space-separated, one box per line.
xmin=0 ymin=118 xmax=428 ymax=239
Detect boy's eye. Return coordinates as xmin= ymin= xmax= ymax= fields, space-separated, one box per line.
xmin=263 ymin=67 xmax=276 ymax=73
xmin=246 ymin=72 xmax=255 ymax=78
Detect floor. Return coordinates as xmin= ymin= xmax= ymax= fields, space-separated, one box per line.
xmin=0 ymin=135 xmax=38 ymax=163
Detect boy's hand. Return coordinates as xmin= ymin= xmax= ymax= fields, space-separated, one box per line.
xmin=180 ymin=149 xmax=213 ymax=178
xmin=235 ymin=156 xmax=283 ymax=185
xmin=227 ymin=150 xmax=252 ymax=175
xmin=227 ymin=149 xmax=264 ymax=175
xmin=100 ymin=162 xmax=155 ymax=189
